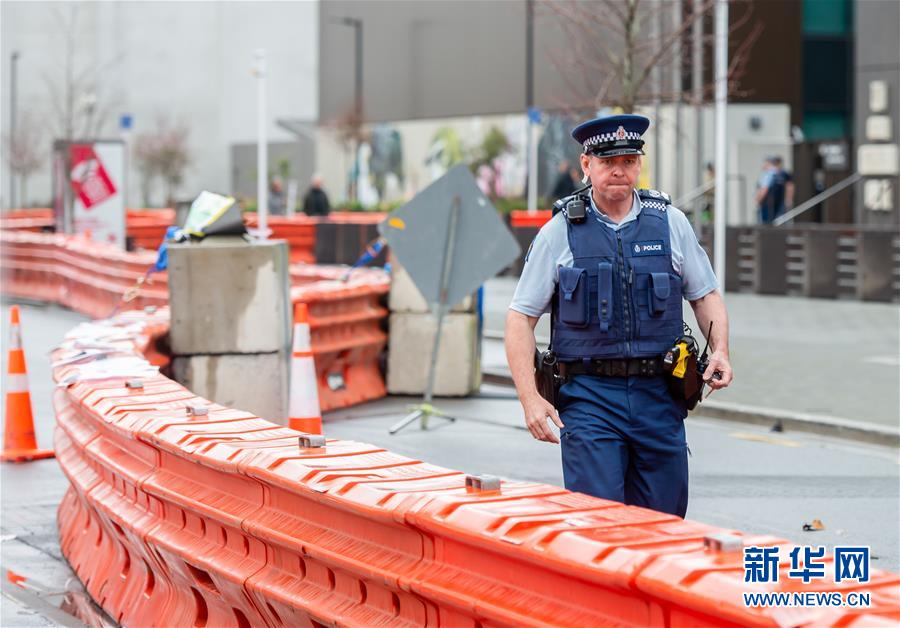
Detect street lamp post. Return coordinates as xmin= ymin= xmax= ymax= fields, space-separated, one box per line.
xmin=332 ymin=16 xmax=363 ymax=202
xmin=9 ymin=51 xmax=20 ymax=209
xmin=525 ymin=0 xmax=538 ymax=214
xmin=254 ymin=48 xmax=269 ymax=239
xmin=713 ymin=0 xmax=728 ymax=287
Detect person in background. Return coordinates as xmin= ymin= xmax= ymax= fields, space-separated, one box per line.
xmin=755 ymin=156 xmax=794 ymax=223
xmin=303 ymin=174 xmax=331 ymax=217
xmin=268 ymin=177 xmax=286 ymax=216
xmin=755 ymin=157 xmax=775 ymax=224
xmin=550 ymin=159 xmax=578 ymax=199
xmin=771 ymin=156 xmax=795 ymax=220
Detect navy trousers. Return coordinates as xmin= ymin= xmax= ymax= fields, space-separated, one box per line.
xmin=558 ymin=374 xmax=689 ymax=517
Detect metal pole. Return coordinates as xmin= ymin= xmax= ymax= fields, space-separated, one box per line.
xmin=254 ymin=49 xmax=269 ymax=238
xmin=773 ymin=172 xmax=862 ymax=226
xmin=354 ymin=20 xmax=362 ymax=121
xmin=692 ymin=0 xmax=704 ymax=234
xmin=525 ymin=0 xmax=534 ymax=111
xmin=526 ymin=0 xmax=538 ymax=213
xmin=424 ymin=196 xmax=461 ymax=406
xmin=673 ymin=0 xmax=683 ymax=201
xmin=389 ymin=197 xmax=461 ymax=435
xmin=353 ymin=18 xmax=363 ymax=203
xmin=331 ymin=17 xmax=364 ymax=203
xmin=9 ymin=51 xmax=20 ymax=209
xmin=713 ymin=0 xmax=728 ymax=287
xmin=528 ymin=120 xmax=539 ymax=213
xmin=653 ymin=7 xmax=662 ymax=187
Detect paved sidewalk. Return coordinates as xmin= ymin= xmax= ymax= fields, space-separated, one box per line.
xmin=483 ymin=277 xmax=900 ymax=431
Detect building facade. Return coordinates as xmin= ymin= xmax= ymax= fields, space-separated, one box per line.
xmin=1 ymin=1 xmax=319 ymax=208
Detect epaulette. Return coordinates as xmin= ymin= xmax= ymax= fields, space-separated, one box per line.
xmin=637 ymin=188 xmax=671 ymax=211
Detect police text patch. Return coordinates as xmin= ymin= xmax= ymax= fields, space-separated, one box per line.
xmin=630 ymin=240 xmax=666 ymax=256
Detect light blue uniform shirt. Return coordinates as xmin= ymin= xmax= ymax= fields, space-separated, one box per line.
xmin=510 ymin=190 xmax=719 ymax=317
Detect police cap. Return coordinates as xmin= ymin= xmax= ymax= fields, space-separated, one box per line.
xmin=572 ymin=114 xmax=650 ymax=158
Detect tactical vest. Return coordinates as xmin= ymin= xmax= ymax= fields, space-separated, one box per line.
xmin=552 ymin=189 xmax=684 ymax=361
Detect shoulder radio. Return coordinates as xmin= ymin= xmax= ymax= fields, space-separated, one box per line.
xmin=552 ymin=183 xmax=591 ymax=224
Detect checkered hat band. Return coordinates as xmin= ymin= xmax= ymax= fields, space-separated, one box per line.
xmin=584 ymin=130 xmax=642 ymax=146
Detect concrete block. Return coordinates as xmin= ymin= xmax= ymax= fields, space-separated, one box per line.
xmin=172 ymin=352 xmax=289 ymax=422
xmin=387 ymin=312 xmax=480 ymax=396
xmin=168 ymin=237 xmax=291 ymax=355
xmin=388 ymin=253 xmax=475 ymax=313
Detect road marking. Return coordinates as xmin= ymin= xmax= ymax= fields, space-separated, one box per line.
xmin=862 ymin=355 xmax=900 ymax=366
xmin=729 ymin=432 xmax=803 ymax=447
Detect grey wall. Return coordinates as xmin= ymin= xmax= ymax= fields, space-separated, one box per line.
xmin=320 ymin=1 xmax=527 ymax=123
xmin=230 ymin=139 xmax=316 ymax=203
xmin=854 ymin=0 xmax=900 ymax=227
xmin=317 ymin=0 xmax=603 ymax=124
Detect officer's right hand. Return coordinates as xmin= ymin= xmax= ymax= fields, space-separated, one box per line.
xmin=522 ymin=393 xmax=564 ymax=444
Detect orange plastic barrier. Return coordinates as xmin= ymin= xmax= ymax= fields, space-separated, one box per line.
xmin=1 ymin=231 xmax=167 ymax=318
xmin=291 ymin=265 xmax=389 ymax=411
xmin=0 ymin=208 xmax=55 ymax=231
xmin=51 ymin=308 xmax=900 ymax=627
xmin=510 ymin=209 xmax=552 ymax=228
xmin=2 ymin=209 xmax=392 ymax=264
xmin=245 ymin=214 xmax=317 ymax=264
xmin=326 ymin=211 xmax=387 ymax=224
xmin=0 ymin=208 xmax=175 ymax=244
xmin=126 ymin=208 xmax=176 ymax=250
xmin=0 ymin=230 xmax=389 ymax=412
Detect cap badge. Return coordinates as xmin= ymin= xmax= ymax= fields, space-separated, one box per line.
xmin=616 ymin=125 xmax=627 ymax=140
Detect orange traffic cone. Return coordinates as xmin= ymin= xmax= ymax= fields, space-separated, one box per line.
xmin=2 ymin=306 xmax=54 ymax=462
xmin=288 ymin=303 xmax=323 ymax=434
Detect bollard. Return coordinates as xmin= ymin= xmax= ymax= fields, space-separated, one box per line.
xmin=465 ymin=474 xmax=501 ymax=493
xmin=298 ymin=434 xmax=326 ymax=449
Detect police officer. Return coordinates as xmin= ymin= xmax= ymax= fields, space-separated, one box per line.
xmin=505 ymin=114 xmax=733 ymax=517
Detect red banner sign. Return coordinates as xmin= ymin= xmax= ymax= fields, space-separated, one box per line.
xmin=69 ymin=144 xmax=117 ymax=209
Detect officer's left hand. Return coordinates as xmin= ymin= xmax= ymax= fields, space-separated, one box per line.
xmin=704 ymin=350 xmax=733 ymax=390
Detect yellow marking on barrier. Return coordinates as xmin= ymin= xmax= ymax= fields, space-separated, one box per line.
xmin=387 ymin=217 xmax=406 ymax=230
xmin=730 ymin=432 xmax=803 ymax=448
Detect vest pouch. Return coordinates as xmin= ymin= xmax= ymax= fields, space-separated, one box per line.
xmin=649 ymin=272 xmax=670 ymax=316
xmin=558 ymin=266 xmax=589 ymax=327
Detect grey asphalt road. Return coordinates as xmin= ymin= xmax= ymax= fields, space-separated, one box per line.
xmin=327 ymin=393 xmax=900 ymax=575
xmin=1 ymin=300 xmax=898 ymax=627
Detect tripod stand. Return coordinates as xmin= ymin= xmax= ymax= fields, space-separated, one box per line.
xmin=389 ymin=196 xmax=461 ymax=435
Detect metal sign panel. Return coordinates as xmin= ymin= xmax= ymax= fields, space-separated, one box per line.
xmin=378 ymin=164 xmax=520 ymax=309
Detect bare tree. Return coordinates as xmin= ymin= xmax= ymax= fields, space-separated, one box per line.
xmin=328 ymin=106 xmax=367 ymax=202
xmin=43 ymin=3 xmax=122 ymax=140
xmin=134 ymin=118 xmax=191 ymax=207
xmin=2 ymin=113 xmax=45 ymax=206
xmin=469 ymin=127 xmax=513 ymax=201
xmin=545 ymin=0 xmax=761 ymax=113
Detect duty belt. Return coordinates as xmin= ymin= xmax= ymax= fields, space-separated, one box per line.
xmin=559 ymin=357 xmax=665 ymax=378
